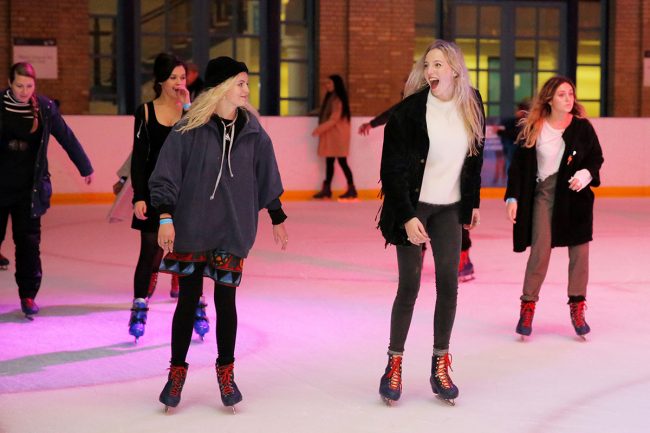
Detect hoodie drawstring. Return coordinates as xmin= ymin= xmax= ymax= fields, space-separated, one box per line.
xmin=210 ymin=114 xmax=237 ymax=200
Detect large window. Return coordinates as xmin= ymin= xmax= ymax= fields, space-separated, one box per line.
xmin=88 ymin=0 xmax=315 ymax=115
xmin=577 ymin=0 xmax=604 ymax=117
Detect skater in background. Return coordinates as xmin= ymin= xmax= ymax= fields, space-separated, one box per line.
xmin=127 ymin=53 xmax=196 ymax=341
xmin=149 ymin=56 xmax=288 ymax=412
xmin=0 ymin=62 xmax=94 ymax=317
xmin=497 ymin=100 xmax=529 ymax=178
xmin=358 ymin=95 xmax=477 ymax=284
xmin=311 ymin=74 xmax=357 ymax=200
xmin=506 ymin=76 xmax=603 ymax=339
xmin=377 ymin=40 xmax=484 ymax=405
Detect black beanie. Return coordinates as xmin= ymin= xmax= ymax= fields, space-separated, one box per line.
xmin=204 ymin=56 xmax=249 ymax=89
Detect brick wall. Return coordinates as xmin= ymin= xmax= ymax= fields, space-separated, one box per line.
xmin=318 ymin=0 xmax=415 ymax=116
xmin=1 ymin=0 xmax=89 ymax=114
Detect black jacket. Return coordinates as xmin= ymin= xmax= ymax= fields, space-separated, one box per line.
xmin=378 ymin=87 xmax=485 ymax=246
xmin=505 ymin=116 xmax=604 ymax=252
xmin=0 ymin=92 xmax=94 ymax=217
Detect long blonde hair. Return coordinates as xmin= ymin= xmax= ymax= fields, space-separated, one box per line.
xmin=177 ymin=76 xmax=237 ymax=133
xmin=517 ymin=76 xmax=585 ymax=148
xmin=404 ymin=40 xmax=484 ymax=155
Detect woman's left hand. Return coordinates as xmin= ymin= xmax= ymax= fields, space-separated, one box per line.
xmin=273 ymin=223 xmax=289 ymax=251
xmin=84 ymin=173 xmax=94 ymax=185
xmin=463 ymin=208 xmax=481 ymax=230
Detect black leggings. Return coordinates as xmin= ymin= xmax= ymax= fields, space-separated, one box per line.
xmin=171 ymin=267 xmax=238 ymax=367
xmin=325 ymin=157 xmax=354 ymax=184
xmin=133 ymin=231 xmax=164 ymax=299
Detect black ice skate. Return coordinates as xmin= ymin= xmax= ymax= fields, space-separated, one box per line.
xmin=516 ymin=301 xmax=536 ymax=339
xmin=569 ymin=300 xmax=591 ymax=340
xmin=216 ymin=362 xmax=242 ymax=413
xmin=159 ymin=363 xmax=188 ymax=413
xmin=379 ymin=353 xmax=402 ymax=405
xmin=20 ymin=298 xmax=39 ymax=320
xmin=430 ymin=353 xmax=458 ymax=406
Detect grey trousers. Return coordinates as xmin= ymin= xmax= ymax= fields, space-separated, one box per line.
xmin=521 ymin=173 xmax=589 ymax=302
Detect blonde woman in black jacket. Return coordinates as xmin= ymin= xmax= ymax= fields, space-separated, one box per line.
xmin=378 ymin=40 xmax=484 ymax=405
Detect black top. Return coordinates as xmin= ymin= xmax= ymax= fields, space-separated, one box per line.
xmin=131 ymin=101 xmax=173 ymax=232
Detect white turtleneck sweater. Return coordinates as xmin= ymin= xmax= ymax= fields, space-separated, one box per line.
xmin=419 ymin=92 xmax=469 ymax=205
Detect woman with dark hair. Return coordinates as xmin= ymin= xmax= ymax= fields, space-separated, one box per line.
xmin=127 ymin=53 xmax=209 ymax=342
xmin=0 ymin=62 xmax=94 ymax=318
xmin=506 ymin=76 xmax=603 ymax=340
xmin=149 ymin=56 xmax=288 ymax=412
xmin=311 ymin=74 xmax=357 ymax=200
xmin=378 ymin=40 xmax=484 ymax=406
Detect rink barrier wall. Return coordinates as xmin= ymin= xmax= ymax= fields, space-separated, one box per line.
xmin=45 ymin=116 xmax=650 ymax=204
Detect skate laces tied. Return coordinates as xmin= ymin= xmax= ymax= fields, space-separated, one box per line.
xmin=570 ymin=302 xmax=587 ymax=327
xmin=521 ymin=302 xmax=535 ymax=327
xmin=386 ymin=356 xmax=402 ymax=390
xmin=218 ymin=365 xmax=235 ymax=395
xmin=168 ymin=367 xmax=186 ymax=397
xmin=435 ymin=354 xmax=454 ymax=390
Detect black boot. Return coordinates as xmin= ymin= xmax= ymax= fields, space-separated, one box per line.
xmin=313 ymin=181 xmax=332 ymax=199
xmin=159 ymin=363 xmax=188 ymax=411
xmin=338 ymin=184 xmax=358 ymax=201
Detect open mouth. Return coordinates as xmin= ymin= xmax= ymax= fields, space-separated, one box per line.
xmin=429 ymin=78 xmax=439 ymax=91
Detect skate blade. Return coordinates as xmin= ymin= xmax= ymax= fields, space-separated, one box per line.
xmin=458 ymin=275 xmax=475 ymax=283
xmin=577 ymin=335 xmax=588 ymax=342
xmin=24 ymin=314 xmax=35 ymax=321
xmin=164 ymin=405 xmax=170 ymax=413
xmin=436 ymin=395 xmax=456 ymax=406
xmin=518 ymin=334 xmax=529 ymax=342
xmin=381 ymin=396 xmax=396 ymax=406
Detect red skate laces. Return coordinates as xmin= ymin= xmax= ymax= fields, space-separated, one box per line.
xmin=570 ymin=302 xmax=587 ymax=327
xmin=385 ymin=356 xmax=402 ymax=390
xmin=217 ymin=364 xmax=235 ymax=395
xmin=435 ymin=354 xmax=454 ymax=390
xmin=168 ymin=366 xmax=186 ymax=397
xmin=521 ymin=302 xmax=535 ymax=327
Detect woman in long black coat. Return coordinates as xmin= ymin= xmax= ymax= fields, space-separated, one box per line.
xmin=505 ymin=76 xmax=604 ymax=339
xmin=377 ymin=40 xmax=484 ymax=405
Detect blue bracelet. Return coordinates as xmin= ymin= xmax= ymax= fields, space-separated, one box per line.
xmin=159 ymin=218 xmax=173 ymax=225
xmin=182 ymin=102 xmax=191 ymax=111
xmin=505 ymin=198 xmax=517 ymax=204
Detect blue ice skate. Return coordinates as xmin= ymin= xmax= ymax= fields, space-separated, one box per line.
xmin=379 ymin=353 xmax=402 ymax=405
xmin=128 ymin=298 xmax=148 ymax=342
xmin=430 ymin=353 xmax=459 ymax=406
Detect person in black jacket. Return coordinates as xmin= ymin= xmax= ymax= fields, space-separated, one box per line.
xmin=0 ymin=62 xmax=94 ymax=318
xmin=505 ymin=76 xmax=604 ymax=339
xmin=377 ymin=40 xmax=484 ymax=405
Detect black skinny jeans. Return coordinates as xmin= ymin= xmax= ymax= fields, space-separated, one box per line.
xmin=133 ymin=231 xmax=164 ymax=299
xmin=389 ymin=202 xmax=462 ymax=354
xmin=171 ymin=266 xmax=238 ymax=367
xmin=0 ymin=198 xmax=42 ymax=299
xmin=325 ymin=157 xmax=354 ymax=185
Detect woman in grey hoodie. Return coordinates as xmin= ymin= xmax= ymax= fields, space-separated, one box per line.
xmin=149 ymin=57 xmax=288 ymax=412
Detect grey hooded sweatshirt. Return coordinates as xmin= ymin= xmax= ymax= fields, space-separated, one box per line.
xmin=149 ymin=110 xmax=284 ymax=258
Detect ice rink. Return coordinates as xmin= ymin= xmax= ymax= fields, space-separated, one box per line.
xmin=0 ymin=198 xmax=648 ymax=433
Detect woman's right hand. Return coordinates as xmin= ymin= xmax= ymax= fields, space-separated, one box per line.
xmin=158 ymin=223 xmax=175 ymax=254
xmin=506 ymin=201 xmax=517 ymax=224
xmin=404 ymin=217 xmax=430 ymax=245
xmin=134 ymin=200 xmax=147 ymax=220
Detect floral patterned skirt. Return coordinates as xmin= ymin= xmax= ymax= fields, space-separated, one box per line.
xmin=159 ymin=250 xmax=244 ymax=287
